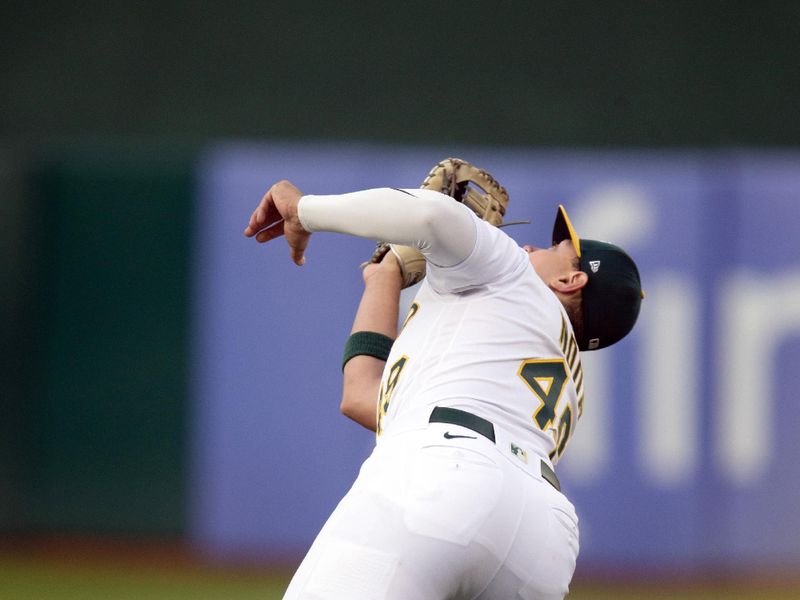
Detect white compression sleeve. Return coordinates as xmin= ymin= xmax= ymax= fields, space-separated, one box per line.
xmin=297 ymin=188 xmax=477 ymax=267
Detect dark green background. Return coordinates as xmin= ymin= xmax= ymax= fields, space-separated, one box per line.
xmin=3 ymin=2 xmax=799 ymax=145
xmin=1 ymin=148 xmax=193 ymax=537
xmin=1 ymin=2 xmax=798 ymax=539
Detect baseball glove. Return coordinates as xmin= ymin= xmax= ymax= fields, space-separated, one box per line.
xmin=420 ymin=157 xmax=509 ymax=226
xmin=367 ymin=158 xmax=510 ymax=288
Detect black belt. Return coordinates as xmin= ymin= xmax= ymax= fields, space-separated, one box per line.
xmin=429 ymin=406 xmax=561 ymax=492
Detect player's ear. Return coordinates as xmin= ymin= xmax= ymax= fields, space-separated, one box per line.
xmin=552 ymin=270 xmax=588 ymax=294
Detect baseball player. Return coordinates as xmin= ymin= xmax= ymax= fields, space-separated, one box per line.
xmin=244 ymin=168 xmax=643 ymax=599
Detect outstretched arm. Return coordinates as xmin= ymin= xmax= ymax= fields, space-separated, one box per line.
xmin=245 ymin=182 xmax=477 ymax=269
xmin=340 ymin=254 xmax=403 ymax=431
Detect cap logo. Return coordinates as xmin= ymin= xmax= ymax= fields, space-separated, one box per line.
xmin=589 ymin=260 xmax=601 ymax=273
xmin=588 ymin=337 xmax=600 ymax=350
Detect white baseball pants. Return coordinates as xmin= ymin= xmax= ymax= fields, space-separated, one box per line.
xmin=283 ymin=422 xmax=579 ymax=600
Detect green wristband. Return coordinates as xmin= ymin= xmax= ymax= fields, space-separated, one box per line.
xmin=342 ymin=331 xmax=395 ymax=371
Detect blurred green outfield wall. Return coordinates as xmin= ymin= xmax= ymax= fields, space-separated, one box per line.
xmin=0 ymin=147 xmax=194 ymax=536
xmin=2 ymin=1 xmax=800 ymax=540
xmin=0 ymin=149 xmax=33 ymax=533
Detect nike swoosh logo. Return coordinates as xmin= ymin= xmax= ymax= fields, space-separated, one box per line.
xmin=443 ymin=431 xmax=477 ymax=440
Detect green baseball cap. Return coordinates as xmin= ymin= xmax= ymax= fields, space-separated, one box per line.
xmin=552 ymin=204 xmax=644 ymax=351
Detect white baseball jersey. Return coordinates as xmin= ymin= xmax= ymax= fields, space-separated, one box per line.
xmin=378 ymin=209 xmax=584 ymax=465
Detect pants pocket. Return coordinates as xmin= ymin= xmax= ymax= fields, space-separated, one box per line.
xmin=402 ymin=445 xmax=504 ymax=546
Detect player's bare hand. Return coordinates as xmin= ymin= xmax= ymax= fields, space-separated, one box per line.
xmin=244 ymin=180 xmax=310 ymax=266
xmin=362 ymin=250 xmax=401 ymax=285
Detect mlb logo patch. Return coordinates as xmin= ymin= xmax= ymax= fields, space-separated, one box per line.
xmin=510 ymin=442 xmax=528 ymax=464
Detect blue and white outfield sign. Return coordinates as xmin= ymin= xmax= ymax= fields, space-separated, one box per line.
xmin=190 ymin=143 xmax=800 ymax=570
